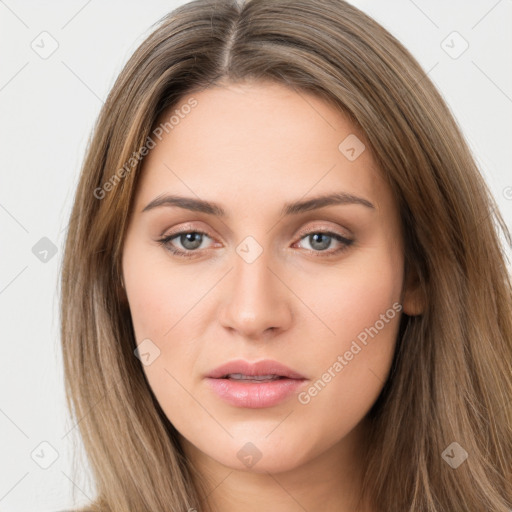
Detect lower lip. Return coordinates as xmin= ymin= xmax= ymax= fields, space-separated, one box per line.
xmin=205 ymin=377 xmax=306 ymax=408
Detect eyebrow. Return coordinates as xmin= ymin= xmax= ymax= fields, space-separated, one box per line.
xmin=141 ymin=192 xmax=375 ymax=216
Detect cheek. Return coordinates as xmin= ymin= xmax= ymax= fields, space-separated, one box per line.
xmin=123 ymin=259 xmax=204 ymax=425
xmin=123 ymin=241 xmax=196 ymax=342
xmin=122 ymin=241 xmax=207 ymax=398
xmin=128 ymin=283 xmax=175 ymax=343
xmin=294 ymin=244 xmax=403 ymax=417
xmin=303 ymin=240 xmax=403 ymax=345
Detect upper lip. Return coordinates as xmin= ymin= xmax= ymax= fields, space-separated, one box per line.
xmin=206 ymin=359 xmax=306 ymax=379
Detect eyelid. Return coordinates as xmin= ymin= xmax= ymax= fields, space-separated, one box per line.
xmin=160 ymin=221 xmax=352 ymax=245
xmin=294 ymin=221 xmax=352 ymax=240
xmin=160 ymin=222 xmax=217 ymax=241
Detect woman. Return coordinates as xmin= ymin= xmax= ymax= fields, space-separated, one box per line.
xmin=60 ymin=0 xmax=512 ymax=510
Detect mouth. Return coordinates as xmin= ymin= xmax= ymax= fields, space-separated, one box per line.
xmin=205 ymin=359 xmax=307 ymax=408
xmin=220 ymin=374 xmax=288 ymax=382
xmin=206 ymin=359 xmax=306 ymax=380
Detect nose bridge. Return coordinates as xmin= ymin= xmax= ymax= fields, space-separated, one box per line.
xmin=218 ymin=238 xmax=292 ymax=337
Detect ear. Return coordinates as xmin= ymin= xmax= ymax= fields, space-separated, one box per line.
xmin=402 ymin=262 xmax=426 ymax=316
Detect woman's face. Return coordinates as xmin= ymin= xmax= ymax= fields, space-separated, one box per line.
xmin=122 ymin=80 xmax=418 ymax=476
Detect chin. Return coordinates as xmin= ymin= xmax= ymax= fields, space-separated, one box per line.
xmin=204 ymin=434 xmax=314 ymax=475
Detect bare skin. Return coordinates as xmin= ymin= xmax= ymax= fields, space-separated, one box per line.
xmin=121 ymin=80 xmax=423 ymax=512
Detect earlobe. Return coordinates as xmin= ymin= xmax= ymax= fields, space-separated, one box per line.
xmin=402 ymin=287 xmax=425 ymax=316
xmin=402 ymin=266 xmax=426 ymax=316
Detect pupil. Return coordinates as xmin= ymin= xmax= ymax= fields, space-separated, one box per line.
xmin=310 ymin=233 xmax=330 ymax=251
xmin=181 ymin=232 xmax=202 ymax=250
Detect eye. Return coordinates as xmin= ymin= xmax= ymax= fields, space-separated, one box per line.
xmin=157 ymin=230 xmax=213 ymax=258
xmin=157 ymin=228 xmax=354 ymax=259
xmin=294 ymin=230 xmax=353 ymax=257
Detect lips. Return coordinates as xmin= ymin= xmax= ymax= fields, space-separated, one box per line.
xmin=205 ymin=359 xmax=307 ymax=408
xmin=206 ymin=359 xmax=306 ymax=380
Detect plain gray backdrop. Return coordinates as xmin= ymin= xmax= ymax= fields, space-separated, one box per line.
xmin=1 ymin=1 xmax=511 ymax=511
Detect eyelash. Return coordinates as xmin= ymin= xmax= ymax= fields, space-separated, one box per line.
xmin=156 ymin=228 xmax=354 ymax=259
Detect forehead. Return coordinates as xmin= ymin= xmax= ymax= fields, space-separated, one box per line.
xmin=134 ymin=81 xmax=390 ymax=216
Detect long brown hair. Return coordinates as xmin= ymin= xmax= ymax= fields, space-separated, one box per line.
xmin=60 ymin=0 xmax=512 ymax=510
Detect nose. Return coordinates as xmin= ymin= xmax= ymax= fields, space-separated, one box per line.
xmin=218 ymin=249 xmax=293 ymax=340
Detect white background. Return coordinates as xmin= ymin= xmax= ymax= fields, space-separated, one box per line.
xmin=1 ymin=1 xmax=511 ymax=511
